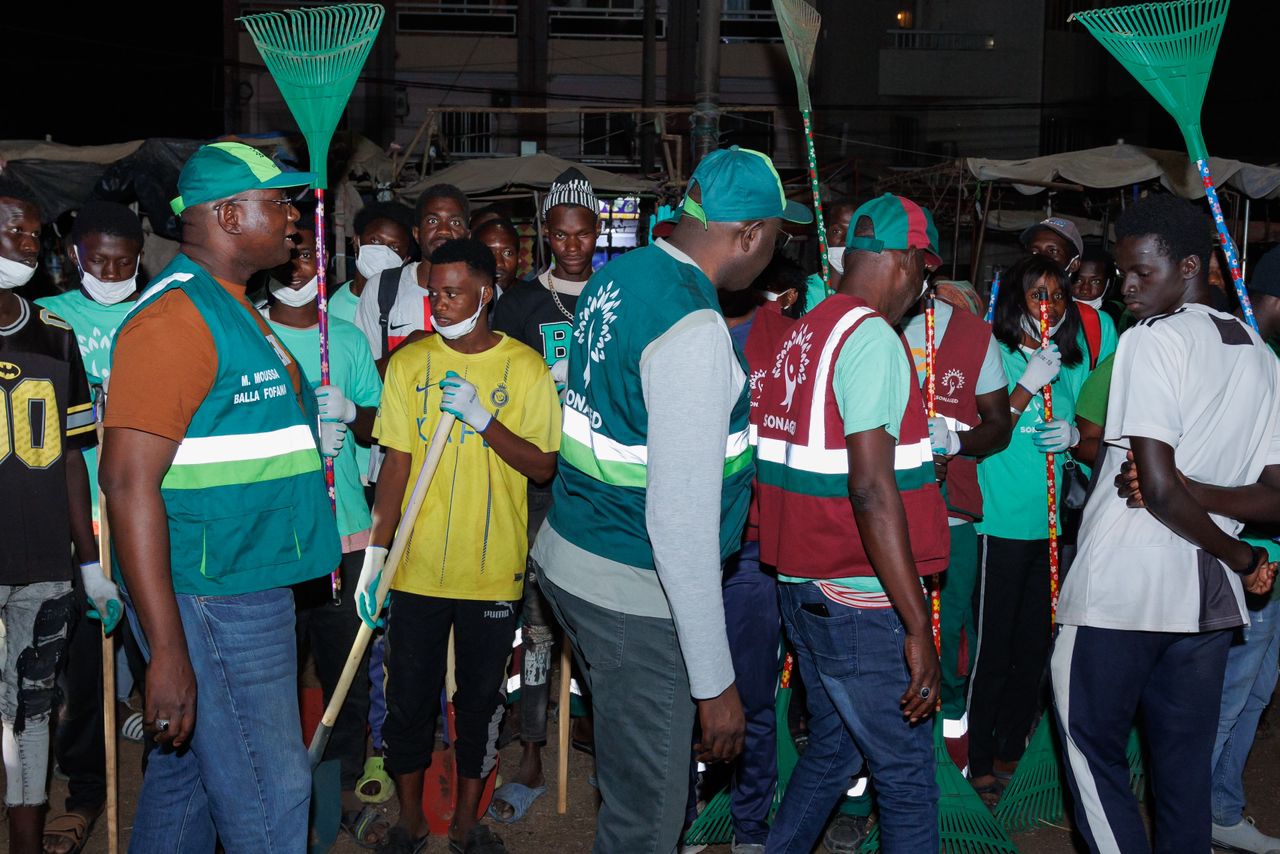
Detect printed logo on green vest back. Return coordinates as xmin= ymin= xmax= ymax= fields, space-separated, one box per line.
xmin=538 ymin=321 xmax=573 ymax=367
xmin=573 ymin=281 xmax=622 ymax=387
xmin=772 ymin=324 xmax=812 ymax=411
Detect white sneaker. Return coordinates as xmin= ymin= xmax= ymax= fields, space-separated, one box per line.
xmin=731 ymin=842 xmax=765 ymax=854
xmin=1212 ymin=817 xmax=1280 ymax=854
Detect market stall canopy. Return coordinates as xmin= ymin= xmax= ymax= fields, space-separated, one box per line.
xmin=967 ymin=144 xmax=1280 ymax=200
xmin=399 ymin=153 xmax=657 ymax=201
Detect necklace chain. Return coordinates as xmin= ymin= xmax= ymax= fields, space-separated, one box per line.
xmin=546 ymin=272 xmax=576 ymax=322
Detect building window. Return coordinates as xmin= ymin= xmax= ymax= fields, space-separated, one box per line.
xmin=581 ymin=112 xmax=637 ymax=160
xmin=440 ymin=111 xmax=494 ymax=157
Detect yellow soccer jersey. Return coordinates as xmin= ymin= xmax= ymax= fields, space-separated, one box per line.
xmin=375 ymin=332 xmax=561 ymax=601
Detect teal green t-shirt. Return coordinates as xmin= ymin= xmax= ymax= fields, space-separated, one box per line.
xmin=328 ymin=281 xmax=361 ymax=327
xmin=781 ymin=317 xmax=910 ymax=592
xmin=264 ymin=314 xmax=382 ymax=539
xmin=975 ymin=341 xmax=1096 ymax=540
xmin=34 ymin=290 xmax=137 ymax=523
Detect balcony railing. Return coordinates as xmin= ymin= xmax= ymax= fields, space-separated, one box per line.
xmin=885 ymin=29 xmax=996 ymax=51
xmin=398 ymin=2 xmax=518 ymax=35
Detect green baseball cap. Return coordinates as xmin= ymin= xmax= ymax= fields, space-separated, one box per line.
xmin=680 ymin=146 xmax=812 ymax=228
xmin=845 ymin=193 xmax=942 ymax=270
xmin=170 ymin=142 xmax=316 ymax=216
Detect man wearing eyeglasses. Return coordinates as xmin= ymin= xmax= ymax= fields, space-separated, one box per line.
xmin=99 ymin=142 xmax=341 ymax=853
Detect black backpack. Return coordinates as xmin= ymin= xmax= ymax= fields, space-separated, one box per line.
xmin=375 ymin=266 xmax=405 ymax=357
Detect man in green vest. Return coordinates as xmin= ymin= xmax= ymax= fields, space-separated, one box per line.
xmin=100 ymin=142 xmax=342 ymax=853
xmin=530 ymin=145 xmax=811 ymax=853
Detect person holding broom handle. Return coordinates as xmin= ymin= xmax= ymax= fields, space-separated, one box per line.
xmin=100 ymin=142 xmax=342 ymax=853
xmin=1052 ymin=193 xmax=1280 ymax=854
xmin=753 ymin=194 xmax=947 ymax=853
xmin=360 ymin=237 xmax=561 ymax=854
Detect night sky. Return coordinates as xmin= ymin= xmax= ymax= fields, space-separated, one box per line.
xmin=3 ymin=3 xmax=1273 ymax=162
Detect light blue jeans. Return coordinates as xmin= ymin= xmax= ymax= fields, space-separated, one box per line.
xmin=128 ymin=588 xmax=310 ymax=854
xmin=1211 ymin=596 xmax=1280 ymax=825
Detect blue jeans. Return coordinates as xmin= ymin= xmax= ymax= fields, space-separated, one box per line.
xmin=128 ymin=589 xmax=310 ymax=854
xmin=1212 ymin=596 xmax=1280 ymax=825
xmin=767 ymin=582 xmax=938 ymax=854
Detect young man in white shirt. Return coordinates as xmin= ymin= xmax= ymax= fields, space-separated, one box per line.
xmin=1052 ymin=193 xmax=1280 ymax=854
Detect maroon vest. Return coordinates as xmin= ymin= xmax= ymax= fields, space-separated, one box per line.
xmin=752 ymin=294 xmax=949 ymax=580
xmin=932 ymin=304 xmax=990 ymax=522
xmin=743 ymin=301 xmax=795 ymax=541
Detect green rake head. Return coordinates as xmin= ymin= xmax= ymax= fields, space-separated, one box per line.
xmin=1070 ymin=0 xmax=1230 ymax=162
xmin=239 ymin=3 xmax=385 ymax=189
xmin=771 ymin=0 xmax=821 ymax=112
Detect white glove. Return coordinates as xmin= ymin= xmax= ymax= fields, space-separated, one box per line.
xmin=1033 ymin=419 xmax=1080 ymax=454
xmin=1017 ymin=342 xmax=1062 ymax=395
xmin=319 ymin=420 xmax=348 ymax=458
xmin=356 ymin=546 xmax=389 ymax=629
xmin=439 ymin=371 xmax=493 ymax=431
xmin=316 ymin=384 xmax=357 ymax=423
xmin=80 ymin=561 xmax=123 ymax=634
xmin=928 ymin=416 xmax=962 ymax=457
xmin=550 ymin=359 xmax=569 ymax=390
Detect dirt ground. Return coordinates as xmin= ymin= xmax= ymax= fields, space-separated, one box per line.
xmin=6 ymin=698 xmax=1280 ymax=853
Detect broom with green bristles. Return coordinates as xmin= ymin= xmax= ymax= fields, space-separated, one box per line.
xmin=1070 ymin=0 xmax=1256 ymax=331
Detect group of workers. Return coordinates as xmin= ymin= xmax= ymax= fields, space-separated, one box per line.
xmin=2 ymin=136 xmax=1280 ymax=854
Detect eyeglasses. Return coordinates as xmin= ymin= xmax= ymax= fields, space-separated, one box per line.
xmin=212 ymin=196 xmax=297 ymax=212
xmin=775 ymin=229 xmax=794 ymax=251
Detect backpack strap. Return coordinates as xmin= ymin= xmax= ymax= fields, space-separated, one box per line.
xmin=376 ymin=266 xmax=403 ymax=357
xmin=1078 ymin=301 xmax=1102 ymax=370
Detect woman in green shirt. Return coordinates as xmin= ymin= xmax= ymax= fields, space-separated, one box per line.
xmin=969 ymin=255 xmax=1106 ymax=804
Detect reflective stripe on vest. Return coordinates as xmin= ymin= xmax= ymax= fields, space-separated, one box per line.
xmin=162 ymin=424 xmax=322 ymax=490
xmin=561 ymin=404 xmax=752 ymax=489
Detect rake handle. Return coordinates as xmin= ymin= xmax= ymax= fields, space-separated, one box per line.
xmin=1039 ymin=299 xmax=1059 ymax=627
xmin=314 ymin=193 xmax=340 ymax=601
xmin=1197 ymin=160 xmax=1258 ymax=332
xmin=94 ymin=419 xmax=120 ymax=854
xmin=924 ymin=295 xmax=941 ymax=656
xmin=800 ymin=109 xmax=829 ymax=287
xmin=308 ymin=413 xmax=457 ymax=765
xmin=984 ymin=272 xmax=1001 ymax=324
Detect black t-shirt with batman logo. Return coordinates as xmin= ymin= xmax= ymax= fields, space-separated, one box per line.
xmin=0 ymin=296 xmax=95 ymax=585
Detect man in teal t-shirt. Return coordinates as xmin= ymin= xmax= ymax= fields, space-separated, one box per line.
xmin=264 ymin=221 xmax=383 ymax=826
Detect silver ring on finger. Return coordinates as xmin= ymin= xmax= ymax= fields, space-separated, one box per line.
xmin=156 ymin=718 xmax=171 ymax=732
xmin=918 ymin=687 xmax=931 ymax=700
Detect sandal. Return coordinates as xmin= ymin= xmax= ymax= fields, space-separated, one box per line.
xmin=43 ymin=810 xmax=97 ymax=854
xmin=342 ymin=805 xmax=391 ymax=849
xmin=378 ymin=825 xmax=429 ymax=854
xmin=358 ymin=756 xmax=396 ymax=804
xmin=456 ymin=825 xmax=508 ymax=853
xmin=971 ymin=776 xmax=1006 ymax=810
xmin=486 ymin=782 xmax=546 ymax=824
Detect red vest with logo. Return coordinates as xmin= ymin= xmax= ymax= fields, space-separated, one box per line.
xmin=752 ymin=293 xmax=949 ymax=580
xmin=743 ymin=302 xmax=795 ymax=542
xmin=932 ymin=303 xmax=990 ymax=522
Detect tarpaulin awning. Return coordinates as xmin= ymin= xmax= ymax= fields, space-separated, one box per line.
xmin=399 ymin=153 xmax=657 ymax=200
xmin=966 ymin=144 xmax=1280 ymax=200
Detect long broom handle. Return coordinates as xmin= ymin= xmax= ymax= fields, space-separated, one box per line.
xmin=314 ymin=193 xmax=341 ymax=601
xmin=1039 ymin=299 xmax=1060 ymax=627
xmin=984 ymin=271 xmax=1001 ymax=324
xmin=1197 ymin=160 xmax=1259 ymax=332
xmin=924 ymin=294 xmax=941 ymax=655
xmin=557 ymin=642 xmax=572 ymax=814
xmin=308 ymin=413 xmax=457 ymax=763
xmin=93 ymin=418 xmax=119 ymax=854
xmin=800 ymin=109 xmax=829 ymax=287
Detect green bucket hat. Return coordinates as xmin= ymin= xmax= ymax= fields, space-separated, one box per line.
xmin=846 ymin=193 xmax=942 ymax=270
xmin=170 ymin=142 xmax=317 ymax=216
xmin=680 ymin=146 xmax=812 ymax=228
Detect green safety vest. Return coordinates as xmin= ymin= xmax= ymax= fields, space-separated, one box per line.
xmin=547 ymin=243 xmax=753 ymax=569
xmin=114 ymin=255 xmax=340 ymax=595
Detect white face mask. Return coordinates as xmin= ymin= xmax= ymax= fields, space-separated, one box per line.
xmin=761 ymin=288 xmax=795 ymax=304
xmin=1077 ymin=295 xmax=1103 ymax=311
xmin=0 ymin=254 xmax=37 ymax=290
xmin=355 ymin=242 xmax=404 ymax=280
xmin=828 ymin=250 xmax=845 ymax=276
xmin=1021 ymin=312 xmax=1064 ymax=341
xmin=269 ymin=275 xmax=319 ymax=308
xmin=75 ymin=247 xmax=138 ymax=305
xmin=434 ymin=290 xmax=489 ymax=340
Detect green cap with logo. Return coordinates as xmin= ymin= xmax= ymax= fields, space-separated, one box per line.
xmin=845 ymin=193 xmax=942 ymax=270
xmin=680 ymin=146 xmax=812 ymax=228
xmin=170 ymin=142 xmax=317 ymax=216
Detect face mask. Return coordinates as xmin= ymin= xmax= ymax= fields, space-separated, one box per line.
xmin=355 ymin=242 xmax=403 ymax=279
xmin=0 ymin=254 xmax=37 ymax=289
xmin=761 ymin=288 xmax=795 ymax=304
xmin=269 ymin=275 xmax=318 ymax=307
xmin=434 ymin=290 xmax=489 ymax=340
xmin=828 ymin=250 xmax=845 ymax=276
xmin=1077 ymin=294 xmax=1103 ymax=310
xmin=1021 ymin=312 xmax=1064 ymax=341
xmin=75 ymin=247 xmax=138 ymax=305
